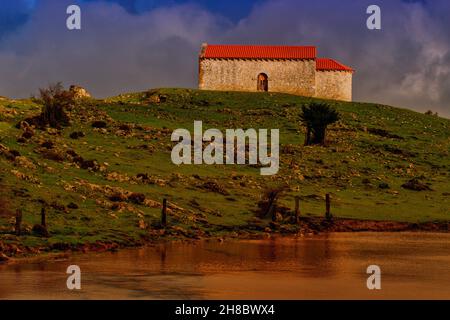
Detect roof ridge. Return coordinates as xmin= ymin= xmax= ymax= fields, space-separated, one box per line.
xmin=206 ymin=44 xmax=316 ymax=47
xmin=201 ymin=44 xmax=317 ymax=60
xmin=316 ymin=57 xmax=353 ymax=72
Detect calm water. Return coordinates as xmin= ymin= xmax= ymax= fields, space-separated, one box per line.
xmin=0 ymin=232 xmax=449 ymax=300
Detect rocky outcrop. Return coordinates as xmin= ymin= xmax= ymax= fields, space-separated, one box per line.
xmin=69 ymin=85 xmax=91 ymax=99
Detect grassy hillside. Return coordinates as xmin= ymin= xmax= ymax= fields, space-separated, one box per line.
xmin=0 ymin=88 xmax=449 ymax=254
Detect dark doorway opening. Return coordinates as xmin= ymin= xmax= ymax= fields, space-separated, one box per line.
xmin=257 ymin=73 xmax=268 ymax=92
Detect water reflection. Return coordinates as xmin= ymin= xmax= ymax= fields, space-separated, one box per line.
xmin=0 ymin=232 xmax=449 ymax=299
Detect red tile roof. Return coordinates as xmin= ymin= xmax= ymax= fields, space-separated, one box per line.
xmin=201 ymin=44 xmax=317 ymax=60
xmin=316 ymin=58 xmax=353 ymax=72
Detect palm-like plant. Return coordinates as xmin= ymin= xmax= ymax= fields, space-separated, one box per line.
xmin=300 ymin=103 xmax=340 ymax=145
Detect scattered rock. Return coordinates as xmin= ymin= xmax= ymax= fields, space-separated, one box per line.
xmin=51 ymin=201 xmax=68 ymax=213
xmin=189 ymin=199 xmax=200 ymax=208
xmin=41 ymin=141 xmax=54 ymax=149
xmin=92 ymin=121 xmax=107 ymax=129
xmin=21 ymin=129 xmax=34 ymax=140
xmin=147 ymin=92 xmax=168 ymax=104
xmin=14 ymin=156 xmax=36 ymax=170
xmin=9 ymin=150 xmax=21 ymax=158
xmin=367 ymin=128 xmax=403 ymax=140
xmin=10 ymin=169 xmax=40 ymax=184
xmin=378 ymin=182 xmax=390 ymax=189
xmin=106 ymin=172 xmax=130 ymax=182
xmin=109 ymin=192 xmax=128 ymax=202
xmin=300 ymin=194 xmax=323 ymax=201
xmin=136 ymin=173 xmax=150 ymax=180
xmin=138 ymin=220 xmax=147 ymax=229
xmin=281 ymin=144 xmax=296 ymax=155
xmin=199 ymin=181 xmax=229 ymax=195
xmin=67 ymin=202 xmax=79 ymax=209
xmin=382 ymin=144 xmax=416 ymax=157
xmin=401 ymin=178 xmax=432 ymax=191
xmin=69 ymin=85 xmax=91 ymax=99
xmin=41 ymin=149 xmax=65 ymax=162
xmin=135 ymin=173 xmax=166 ymax=186
xmin=128 ymin=193 xmax=146 ymax=205
xmin=118 ymin=124 xmax=132 ymax=132
xmin=197 ymin=99 xmax=210 ymax=107
xmin=69 ymin=131 xmax=85 ymax=139
xmin=66 ymin=149 xmax=79 ymax=157
xmin=80 ymin=159 xmax=99 ymax=171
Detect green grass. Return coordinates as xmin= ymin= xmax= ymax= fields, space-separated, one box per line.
xmin=0 ymin=88 xmax=449 ymax=251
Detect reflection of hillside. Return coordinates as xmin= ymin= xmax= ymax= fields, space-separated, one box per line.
xmin=292 ymin=235 xmax=338 ymax=278
xmin=148 ymin=237 xmax=341 ymax=277
xmin=1 ymin=233 xmax=450 ymax=299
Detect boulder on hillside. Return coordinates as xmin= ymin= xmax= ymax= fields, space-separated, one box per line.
xmin=146 ymin=90 xmax=168 ymax=104
xmin=69 ymin=85 xmax=91 ymax=99
xmin=401 ymin=178 xmax=432 ymax=191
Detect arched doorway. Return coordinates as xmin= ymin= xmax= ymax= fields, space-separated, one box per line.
xmin=257 ymin=73 xmax=268 ymax=92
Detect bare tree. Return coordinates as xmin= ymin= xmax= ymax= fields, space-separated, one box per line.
xmin=38 ymin=83 xmax=74 ymax=128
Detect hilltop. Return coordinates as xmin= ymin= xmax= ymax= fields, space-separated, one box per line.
xmin=0 ymin=88 xmax=449 ymax=259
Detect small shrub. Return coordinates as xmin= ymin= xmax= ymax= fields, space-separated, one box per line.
xmin=257 ymin=186 xmax=285 ymax=219
xmin=40 ymin=83 xmax=73 ymax=127
xmin=22 ymin=83 xmax=74 ymax=129
xmin=424 ymin=110 xmax=438 ymax=116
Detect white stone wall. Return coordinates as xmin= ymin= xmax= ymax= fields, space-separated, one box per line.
xmin=315 ymin=70 xmax=352 ymax=101
xmin=199 ymin=58 xmax=316 ymax=97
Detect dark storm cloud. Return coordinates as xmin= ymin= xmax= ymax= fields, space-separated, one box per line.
xmin=0 ymin=0 xmax=449 ymax=117
xmin=80 ymin=0 xmax=255 ymax=20
xmin=0 ymin=0 xmax=227 ymax=97
xmin=222 ymin=0 xmax=450 ymax=116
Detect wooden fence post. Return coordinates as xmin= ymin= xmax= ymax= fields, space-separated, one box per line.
xmin=41 ymin=207 xmax=46 ymax=227
xmin=15 ymin=209 xmax=22 ymax=236
xmin=161 ymin=198 xmax=167 ymax=227
xmin=295 ymin=196 xmax=300 ymax=223
xmin=271 ymin=203 xmax=277 ymax=222
xmin=325 ymin=193 xmax=332 ymax=220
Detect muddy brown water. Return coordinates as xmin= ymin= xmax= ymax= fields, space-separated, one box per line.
xmin=0 ymin=232 xmax=449 ymax=299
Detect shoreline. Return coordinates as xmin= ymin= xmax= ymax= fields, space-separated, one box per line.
xmin=1 ymin=217 xmax=449 ymax=266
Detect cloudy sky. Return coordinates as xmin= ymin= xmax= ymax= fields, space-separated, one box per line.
xmin=0 ymin=0 xmax=449 ymax=117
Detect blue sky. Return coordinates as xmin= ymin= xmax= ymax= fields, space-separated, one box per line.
xmin=0 ymin=0 xmax=449 ymax=116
